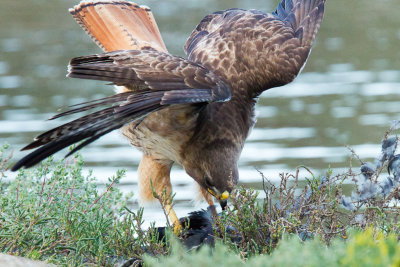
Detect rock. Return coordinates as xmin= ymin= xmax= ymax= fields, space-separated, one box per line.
xmin=0 ymin=253 xmax=54 ymax=267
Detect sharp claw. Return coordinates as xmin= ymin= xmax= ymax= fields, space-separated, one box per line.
xmin=173 ymin=222 xmax=182 ymax=235
xmin=165 ymin=203 xmax=182 ymax=235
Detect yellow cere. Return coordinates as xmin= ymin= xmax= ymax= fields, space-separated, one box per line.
xmin=221 ymin=191 xmax=229 ymax=200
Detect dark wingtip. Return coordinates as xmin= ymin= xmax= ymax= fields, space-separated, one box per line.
xmin=10 ymin=163 xmax=21 ymax=172
xmin=10 ymin=150 xmax=44 ymax=171
xmin=20 ymin=141 xmax=40 ymax=151
xmin=11 ymin=158 xmax=28 ymax=172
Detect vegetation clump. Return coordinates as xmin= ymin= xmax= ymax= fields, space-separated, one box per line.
xmin=145 ymin=229 xmax=400 ymax=267
xmin=214 ymin=123 xmax=400 ymax=260
xmin=0 ymin=145 xmax=166 ymax=266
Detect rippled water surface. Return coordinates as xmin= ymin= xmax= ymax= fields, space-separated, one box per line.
xmin=1 ymin=0 xmax=400 ymax=225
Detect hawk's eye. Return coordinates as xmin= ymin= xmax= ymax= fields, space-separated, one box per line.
xmin=204 ymin=176 xmax=214 ymax=188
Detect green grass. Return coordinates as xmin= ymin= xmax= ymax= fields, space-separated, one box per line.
xmin=146 ymin=229 xmax=400 ymax=267
xmin=1 ymin=134 xmax=400 ymax=267
xmin=0 ymin=144 xmax=167 ymax=266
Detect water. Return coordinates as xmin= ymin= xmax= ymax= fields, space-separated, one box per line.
xmin=1 ymin=0 xmax=400 ymax=225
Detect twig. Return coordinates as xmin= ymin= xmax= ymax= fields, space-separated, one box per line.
xmin=84 ymin=177 xmax=117 ymax=213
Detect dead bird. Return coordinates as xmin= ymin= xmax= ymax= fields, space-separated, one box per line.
xmin=118 ymin=206 xmax=240 ymax=267
xmin=156 ymin=206 xmax=241 ymax=250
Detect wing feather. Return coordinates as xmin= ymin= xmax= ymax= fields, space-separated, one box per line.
xmin=67 ymin=49 xmax=231 ymax=99
xmin=185 ymin=0 xmax=326 ymax=95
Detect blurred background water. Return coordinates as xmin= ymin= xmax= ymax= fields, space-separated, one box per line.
xmin=1 ymin=0 xmax=399 ymax=225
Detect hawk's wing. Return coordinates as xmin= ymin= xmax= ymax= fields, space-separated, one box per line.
xmin=185 ymin=0 xmax=325 ymax=95
xmin=11 ymin=49 xmax=231 ymax=171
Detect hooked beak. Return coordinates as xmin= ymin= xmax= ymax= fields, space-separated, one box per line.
xmin=219 ymin=199 xmax=228 ymax=210
xmin=207 ymin=188 xmax=229 ymax=209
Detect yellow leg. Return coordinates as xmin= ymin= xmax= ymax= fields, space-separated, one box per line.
xmin=165 ymin=204 xmax=182 ymax=234
xmin=137 ymin=155 xmax=181 ymax=234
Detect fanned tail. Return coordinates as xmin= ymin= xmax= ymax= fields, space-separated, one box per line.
xmin=69 ymin=1 xmax=168 ymax=52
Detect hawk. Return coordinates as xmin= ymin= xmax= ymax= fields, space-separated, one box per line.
xmin=12 ymin=0 xmax=326 ymax=232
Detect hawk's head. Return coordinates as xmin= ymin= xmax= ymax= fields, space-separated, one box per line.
xmin=203 ymin=166 xmax=238 ymax=209
xmin=186 ymin=152 xmax=239 ymax=209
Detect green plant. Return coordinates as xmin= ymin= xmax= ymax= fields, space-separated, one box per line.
xmin=0 ymin=146 xmax=166 ymax=266
xmin=145 ymin=230 xmax=400 ymax=267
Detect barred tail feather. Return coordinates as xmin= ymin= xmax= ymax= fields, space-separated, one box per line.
xmin=69 ymin=1 xmax=168 ymax=52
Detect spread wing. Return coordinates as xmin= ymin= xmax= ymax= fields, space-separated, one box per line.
xmin=11 ymin=49 xmax=231 ymax=171
xmin=184 ymin=0 xmax=326 ymax=95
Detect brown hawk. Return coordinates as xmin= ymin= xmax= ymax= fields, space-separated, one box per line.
xmin=12 ymin=0 xmax=326 ymax=231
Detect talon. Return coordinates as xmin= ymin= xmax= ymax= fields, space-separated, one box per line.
xmin=173 ymin=222 xmax=182 ymax=235
xmin=165 ymin=204 xmax=182 ymax=236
